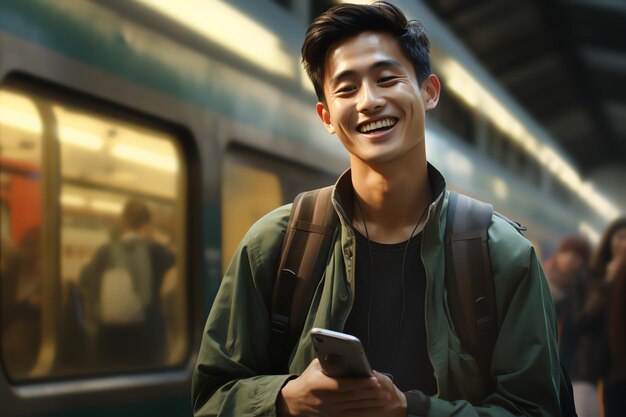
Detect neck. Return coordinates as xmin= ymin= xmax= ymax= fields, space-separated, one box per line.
xmin=351 ymin=150 xmax=432 ymax=244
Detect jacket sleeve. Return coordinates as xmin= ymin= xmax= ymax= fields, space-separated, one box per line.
xmin=192 ymin=205 xmax=295 ymax=417
xmin=422 ymin=216 xmax=562 ymax=417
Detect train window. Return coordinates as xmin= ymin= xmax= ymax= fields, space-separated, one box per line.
xmin=222 ymin=146 xmax=335 ymax=272
xmin=0 ymin=84 xmax=188 ymax=382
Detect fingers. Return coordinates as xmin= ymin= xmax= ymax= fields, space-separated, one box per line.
xmin=285 ymin=359 xmax=402 ymax=417
xmin=304 ymin=359 xmax=382 ymax=393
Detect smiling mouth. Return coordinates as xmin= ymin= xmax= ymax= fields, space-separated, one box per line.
xmin=357 ymin=117 xmax=398 ymax=134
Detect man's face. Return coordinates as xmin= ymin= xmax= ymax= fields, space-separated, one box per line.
xmin=555 ymin=250 xmax=584 ymax=277
xmin=316 ymin=32 xmax=438 ymax=165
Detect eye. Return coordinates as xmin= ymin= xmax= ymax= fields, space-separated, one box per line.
xmin=335 ymin=85 xmax=356 ymax=94
xmin=378 ymin=76 xmax=397 ymax=84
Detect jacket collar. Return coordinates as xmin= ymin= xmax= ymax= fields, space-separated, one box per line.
xmin=330 ymin=162 xmax=447 ymax=231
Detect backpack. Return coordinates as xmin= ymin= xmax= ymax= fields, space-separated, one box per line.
xmin=98 ymin=241 xmax=151 ymax=325
xmin=269 ymin=188 xmax=577 ymax=416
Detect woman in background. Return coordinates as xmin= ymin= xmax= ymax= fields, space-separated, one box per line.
xmin=590 ymin=218 xmax=626 ymax=417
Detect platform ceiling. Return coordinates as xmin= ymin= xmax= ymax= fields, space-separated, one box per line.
xmin=423 ymin=0 xmax=626 ymax=176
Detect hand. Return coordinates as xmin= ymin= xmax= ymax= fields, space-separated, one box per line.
xmin=277 ymin=359 xmax=404 ymax=417
xmin=370 ymin=371 xmax=407 ymax=417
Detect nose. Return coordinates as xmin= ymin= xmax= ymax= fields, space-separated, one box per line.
xmin=356 ymin=82 xmax=384 ymax=113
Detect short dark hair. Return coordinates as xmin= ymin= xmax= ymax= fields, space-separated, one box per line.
xmin=557 ymin=235 xmax=592 ymax=265
xmin=301 ymin=1 xmax=432 ymax=103
xmin=122 ymin=199 xmax=151 ymax=230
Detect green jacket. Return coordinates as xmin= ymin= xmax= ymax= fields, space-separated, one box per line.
xmin=193 ymin=165 xmax=561 ymax=417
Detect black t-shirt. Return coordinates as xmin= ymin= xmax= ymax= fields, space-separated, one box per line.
xmin=344 ymin=230 xmax=437 ymax=394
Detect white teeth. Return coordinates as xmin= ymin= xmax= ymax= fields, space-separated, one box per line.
xmin=359 ymin=118 xmax=397 ymax=133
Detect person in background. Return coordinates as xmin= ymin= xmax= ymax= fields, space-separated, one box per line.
xmin=543 ymin=236 xmax=591 ymax=361
xmin=544 ymin=236 xmax=597 ymax=416
xmin=589 ymin=218 xmax=626 ymax=417
xmin=544 ymin=236 xmax=591 ymax=306
xmin=79 ymin=199 xmax=175 ymax=369
xmin=0 ymin=228 xmax=43 ymax=379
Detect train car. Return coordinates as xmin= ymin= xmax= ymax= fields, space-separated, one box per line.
xmin=0 ymin=1 xmax=612 ymax=416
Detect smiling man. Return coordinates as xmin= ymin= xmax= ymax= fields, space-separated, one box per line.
xmin=192 ymin=3 xmax=562 ymax=417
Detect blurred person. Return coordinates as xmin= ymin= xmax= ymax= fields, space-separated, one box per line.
xmin=543 ymin=236 xmax=591 ymax=365
xmin=0 ymin=227 xmax=43 ymax=378
xmin=192 ymin=3 xmax=562 ymax=417
xmin=589 ymin=218 xmax=626 ymax=417
xmin=544 ymin=237 xmax=600 ymax=417
xmin=79 ymin=198 xmax=175 ymax=369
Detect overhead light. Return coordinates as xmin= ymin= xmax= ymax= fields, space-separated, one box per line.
xmin=90 ymin=199 xmax=123 ymax=214
xmin=1 ymin=104 xmax=103 ymax=151
xmin=136 ymin=0 xmax=294 ymax=78
xmin=492 ymin=178 xmax=508 ymax=200
xmin=579 ymin=221 xmax=600 ymax=245
xmin=0 ymin=106 xmax=42 ymax=134
xmin=60 ymin=193 xmax=87 ymax=208
xmin=439 ymin=58 xmax=622 ymax=220
xmin=111 ymin=143 xmax=178 ymax=173
xmin=58 ymin=125 xmax=104 ymax=151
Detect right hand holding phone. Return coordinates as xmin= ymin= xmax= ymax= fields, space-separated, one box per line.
xmin=277 ymin=358 xmax=406 ymax=417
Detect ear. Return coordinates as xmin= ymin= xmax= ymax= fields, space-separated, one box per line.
xmin=316 ymin=102 xmax=335 ymax=134
xmin=421 ymin=74 xmax=441 ymax=112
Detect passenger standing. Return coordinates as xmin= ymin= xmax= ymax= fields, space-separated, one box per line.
xmin=590 ymin=218 xmax=626 ymax=417
xmin=0 ymin=228 xmax=43 ymax=379
xmin=79 ymin=199 xmax=175 ymax=369
xmin=192 ymin=3 xmax=561 ymax=416
xmin=544 ymin=237 xmax=600 ymax=416
xmin=543 ymin=236 xmax=591 ymax=371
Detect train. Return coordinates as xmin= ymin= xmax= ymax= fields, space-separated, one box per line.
xmin=0 ymin=1 xmax=612 ymax=416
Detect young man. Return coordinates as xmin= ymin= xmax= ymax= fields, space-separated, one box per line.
xmin=192 ymin=2 xmax=561 ymax=416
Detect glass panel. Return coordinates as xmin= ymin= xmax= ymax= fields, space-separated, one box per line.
xmin=54 ymin=105 xmax=188 ymax=376
xmin=222 ymin=158 xmax=283 ymax=270
xmin=222 ymin=147 xmax=335 ymax=272
xmin=0 ymin=83 xmax=189 ymax=381
xmin=0 ymin=90 xmax=44 ymax=381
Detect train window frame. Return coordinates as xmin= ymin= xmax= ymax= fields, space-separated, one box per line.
xmin=0 ymin=73 xmax=199 ymax=385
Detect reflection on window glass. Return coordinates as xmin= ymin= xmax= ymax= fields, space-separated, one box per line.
xmin=222 ymin=147 xmax=335 ymax=272
xmin=0 ymin=89 xmax=44 ymax=380
xmin=222 ymin=159 xmax=283 ymax=270
xmin=0 ymin=83 xmax=188 ymax=381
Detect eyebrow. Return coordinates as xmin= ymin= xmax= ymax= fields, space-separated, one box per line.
xmin=329 ymin=59 xmax=404 ymax=86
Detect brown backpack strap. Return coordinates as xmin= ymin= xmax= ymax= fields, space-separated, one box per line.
xmin=270 ymin=186 xmax=337 ymax=372
xmin=445 ymin=191 xmax=497 ymax=383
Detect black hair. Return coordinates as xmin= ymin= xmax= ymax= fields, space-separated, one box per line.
xmin=301 ymin=1 xmax=431 ymax=103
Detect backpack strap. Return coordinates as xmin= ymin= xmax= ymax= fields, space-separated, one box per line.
xmin=270 ymin=186 xmax=338 ymax=372
xmin=445 ymin=191 xmax=497 ymax=382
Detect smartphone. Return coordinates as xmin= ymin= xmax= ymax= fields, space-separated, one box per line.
xmin=310 ymin=328 xmax=373 ymax=378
